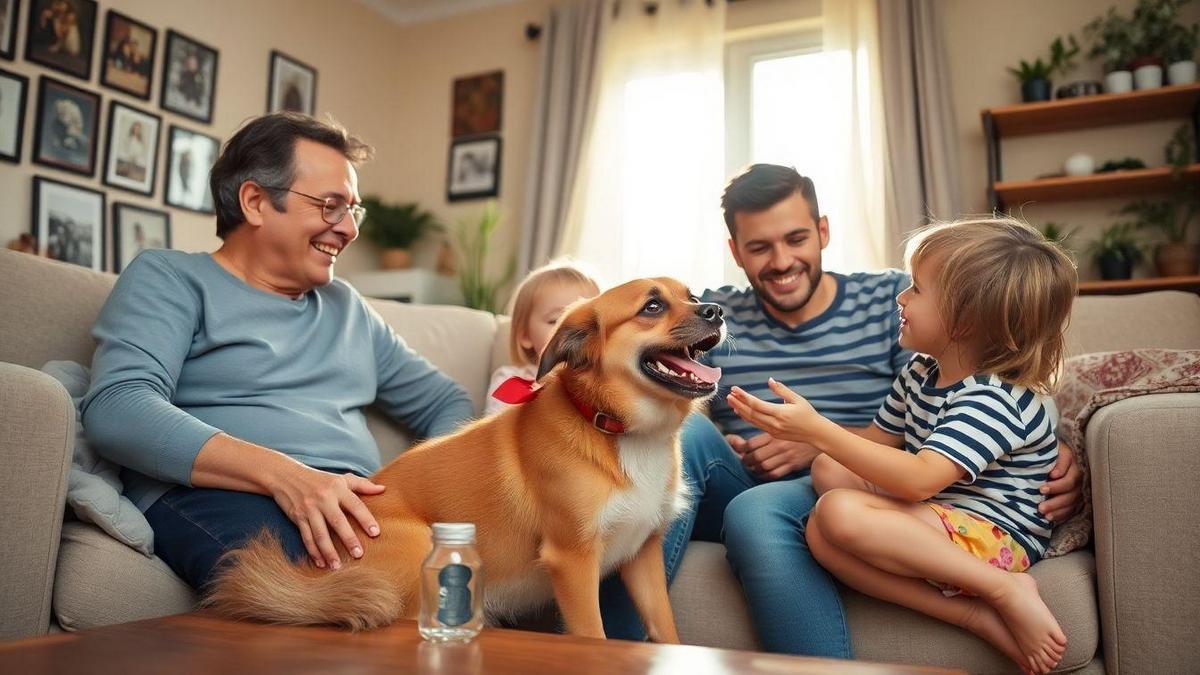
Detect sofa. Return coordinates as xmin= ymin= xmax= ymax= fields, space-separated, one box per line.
xmin=2 ymin=248 xmax=1199 ymax=674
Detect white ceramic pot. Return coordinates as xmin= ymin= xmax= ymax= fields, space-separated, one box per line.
xmin=1168 ymin=60 xmax=1197 ymax=85
xmin=1133 ymin=64 xmax=1164 ymax=89
xmin=1104 ymin=70 xmax=1134 ymax=93
xmin=1064 ymin=153 xmax=1095 ymax=177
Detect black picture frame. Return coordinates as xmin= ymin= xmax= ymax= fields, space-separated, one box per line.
xmin=0 ymin=67 xmax=28 ymax=162
xmin=31 ymin=174 xmax=105 ymax=271
xmin=447 ymin=135 xmax=502 ymax=202
xmin=99 ymin=10 xmax=157 ymax=101
xmin=267 ymin=49 xmax=316 ymax=115
xmin=160 ymin=29 xmax=217 ymax=124
xmin=0 ymin=0 xmax=20 ymax=61
xmin=112 ymin=201 xmax=170 ymax=272
xmin=32 ymin=75 xmax=100 ymax=176
xmin=164 ymin=123 xmax=219 ymax=214
xmin=24 ymin=0 xmax=97 ymax=81
xmin=102 ymin=99 xmax=161 ymax=196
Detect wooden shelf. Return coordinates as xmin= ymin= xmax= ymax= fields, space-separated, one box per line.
xmin=993 ymin=164 xmax=1200 ymax=207
xmin=984 ymin=83 xmax=1200 ymax=137
xmin=1078 ymin=274 xmax=1200 ymax=295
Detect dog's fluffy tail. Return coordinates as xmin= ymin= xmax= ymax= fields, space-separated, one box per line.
xmin=203 ymin=531 xmax=405 ymax=631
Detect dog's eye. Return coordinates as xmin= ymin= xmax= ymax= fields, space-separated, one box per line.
xmin=640 ymin=299 xmax=664 ymax=315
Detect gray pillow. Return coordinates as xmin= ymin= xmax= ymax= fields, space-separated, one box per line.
xmin=41 ymin=360 xmax=154 ymax=556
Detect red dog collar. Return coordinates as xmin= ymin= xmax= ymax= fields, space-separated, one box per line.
xmin=491 ymin=377 xmax=626 ymax=435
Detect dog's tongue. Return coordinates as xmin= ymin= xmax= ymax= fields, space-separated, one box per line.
xmin=658 ymin=353 xmax=722 ymax=385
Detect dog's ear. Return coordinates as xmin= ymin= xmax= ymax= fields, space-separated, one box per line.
xmin=536 ymin=311 xmax=598 ymax=381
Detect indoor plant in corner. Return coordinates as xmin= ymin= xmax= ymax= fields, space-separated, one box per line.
xmin=455 ymin=201 xmax=515 ymax=313
xmin=1008 ymin=35 xmax=1080 ymax=103
xmin=360 ymin=197 xmax=441 ymax=270
xmin=1164 ymin=15 xmax=1199 ymax=84
xmin=1088 ymin=222 xmax=1144 ymax=280
xmin=1122 ymin=123 xmax=1200 ymax=276
xmin=1085 ymin=6 xmax=1138 ymax=93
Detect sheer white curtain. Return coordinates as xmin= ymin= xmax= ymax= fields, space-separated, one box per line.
xmin=560 ymin=0 xmax=727 ymax=291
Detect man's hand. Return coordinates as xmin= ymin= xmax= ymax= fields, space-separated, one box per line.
xmin=267 ymin=463 xmax=386 ymax=570
xmin=728 ymin=432 xmax=820 ymax=481
xmin=1039 ymin=441 xmax=1083 ymax=522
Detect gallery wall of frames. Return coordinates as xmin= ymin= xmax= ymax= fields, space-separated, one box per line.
xmin=0 ymin=0 xmax=321 ymax=272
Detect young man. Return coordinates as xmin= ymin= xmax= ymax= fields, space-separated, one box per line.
xmin=600 ymin=164 xmax=1083 ymax=655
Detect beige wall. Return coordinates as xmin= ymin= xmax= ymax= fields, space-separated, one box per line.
xmin=941 ymin=0 xmax=1200 ymax=280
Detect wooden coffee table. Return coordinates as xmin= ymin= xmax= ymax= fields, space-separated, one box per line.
xmin=0 ymin=612 xmax=963 ymax=674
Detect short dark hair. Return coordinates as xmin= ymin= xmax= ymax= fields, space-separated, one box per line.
xmin=209 ymin=112 xmax=375 ymax=239
xmin=720 ymin=164 xmax=820 ymax=238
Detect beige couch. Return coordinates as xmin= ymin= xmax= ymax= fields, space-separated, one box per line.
xmin=3 ymin=249 xmax=1199 ymax=673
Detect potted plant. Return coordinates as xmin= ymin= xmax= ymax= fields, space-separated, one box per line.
xmin=359 ymin=197 xmax=441 ymax=269
xmin=1088 ymin=222 xmax=1144 ymax=280
xmin=1008 ymin=35 xmax=1080 ymax=102
xmin=1164 ymin=20 xmax=1200 ymax=83
xmin=1085 ymin=7 xmax=1137 ymax=93
xmin=1128 ymin=0 xmax=1197 ymax=89
xmin=455 ymin=201 xmax=515 ymax=313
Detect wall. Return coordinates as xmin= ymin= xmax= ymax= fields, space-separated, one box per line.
xmin=941 ymin=0 xmax=1200 ymax=280
xmin=0 ymin=0 xmax=409 ymax=274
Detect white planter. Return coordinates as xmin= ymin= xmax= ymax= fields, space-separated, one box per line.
xmin=1168 ymin=60 xmax=1197 ymax=85
xmin=1064 ymin=153 xmax=1095 ymax=177
xmin=1104 ymin=70 xmax=1134 ymax=93
xmin=1133 ymin=64 xmax=1164 ymax=89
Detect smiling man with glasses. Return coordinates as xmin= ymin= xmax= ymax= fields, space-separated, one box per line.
xmin=81 ymin=112 xmax=473 ymax=593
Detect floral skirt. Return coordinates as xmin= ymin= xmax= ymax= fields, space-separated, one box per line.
xmin=926 ymin=503 xmax=1031 ymax=597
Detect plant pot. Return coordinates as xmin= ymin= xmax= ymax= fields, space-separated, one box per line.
xmin=1021 ymin=78 xmax=1052 ymax=103
xmin=1064 ymin=153 xmax=1095 ymax=176
xmin=380 ymin=247 xmax=413 ymax=270
xmin=1154 ymin=242 xmax=1200 ymax=277
xmin=1168 ymin=60 xmax=1198 ymax=85
xmin=1104 ymin=70 xmax=1134 ymax=93
xmin=1129 ymin=55 xmax=1164 ymax=70
xmin=1098 ymin=252 xmax=1134 ymax=280
xmin=1133 ymin=64 xmax=1164 ymax=90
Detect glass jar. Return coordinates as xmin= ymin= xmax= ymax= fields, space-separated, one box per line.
xmin=418 ymin=522 xmax=484 ymax=643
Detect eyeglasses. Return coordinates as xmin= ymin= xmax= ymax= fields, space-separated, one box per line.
xmin=260 ymin=186 xmax=367 ymax=226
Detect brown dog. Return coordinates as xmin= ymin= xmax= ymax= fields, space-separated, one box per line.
xmin=206 ymin=278 xmax=725 ymax=640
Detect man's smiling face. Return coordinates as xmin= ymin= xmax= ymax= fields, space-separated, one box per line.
xmin=727 ymin=190 xmax=830 ymax=316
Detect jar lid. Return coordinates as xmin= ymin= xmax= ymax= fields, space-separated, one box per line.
xmin=432 ymin=522 xmax=476 ymax=544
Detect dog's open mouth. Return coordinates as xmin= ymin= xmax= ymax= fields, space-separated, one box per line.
xmin=640 ymin=332 xmax=723 ymax=398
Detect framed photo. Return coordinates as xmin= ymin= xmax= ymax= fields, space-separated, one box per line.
xmin=33 ymin=75 xmax=99 ymax=176
xmin=1 ymin=0 xmax=20 ymax=60
xmin=100 ymin=10 xmax=156 ymax=100
xmin=31 ymin=175 xmax=105 ymax=271
xmin=267 ymin=50 xmax=316 ymax=115
xmin=103 ymin=100 xmax=160 ymax=195
xmin=164 ymin=124 xmax=218 ymax=213
xmin=447 ymin=135 xmax=501 ymax=202
xmin=112 ymin=201 xmax=169 ymax=272
xmin=160 ymin=30 xmax=217 ymax=124
xmin=452 ymin=70 xmax=502 ymax=137
xmin=0 ymin=67 xmax=27 ymax=162
xmin=24 ymin=0 xmax=97 ymax=81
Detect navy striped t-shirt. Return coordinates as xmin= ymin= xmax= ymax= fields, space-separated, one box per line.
xmin=701 ymin=270 xmax=911 ymax=439
xmin=874 ymin=354 xmax=1058 ymax=560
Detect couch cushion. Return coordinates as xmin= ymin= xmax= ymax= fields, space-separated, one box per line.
xmin=53 ymin=522 xmax=195 ymax=631
xmin=1066 ymin=291 xmax=1200 ymax=357
xmin=669 ymin=542 xmax=1097 ymax=673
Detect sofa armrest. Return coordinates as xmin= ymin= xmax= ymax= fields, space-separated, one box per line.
xmin=0 ymin=363 xmax=74 ymax=640
xmin=1087 ymin=392 xmax=1200 ymax=675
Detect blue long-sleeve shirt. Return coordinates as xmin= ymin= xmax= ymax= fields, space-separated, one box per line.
xmin=81 ymin=250 xmax=474 ymax=511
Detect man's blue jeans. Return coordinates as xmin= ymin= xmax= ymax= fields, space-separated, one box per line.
xmin=598 ymin=413 xmax=852 ymax=659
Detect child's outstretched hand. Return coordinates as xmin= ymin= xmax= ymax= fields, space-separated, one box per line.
xmin=727 ymin=379 xmax=825 ymax=442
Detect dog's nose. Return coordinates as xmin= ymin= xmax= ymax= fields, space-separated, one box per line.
xmin=696 ymin=303 xmax=723 ymax=324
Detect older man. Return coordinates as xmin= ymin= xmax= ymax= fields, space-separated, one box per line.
xmin=82 ymin=113 xmax=473 ymax=590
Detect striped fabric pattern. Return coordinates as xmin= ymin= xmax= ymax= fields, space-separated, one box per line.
xmin=701 ymin=270 xmax=911 ymax=439
xmin=874 ymin=354 xmax=1058 ymax=559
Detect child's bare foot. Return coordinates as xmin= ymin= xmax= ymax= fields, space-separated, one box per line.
xmin=986 ymin=572 xmax=1068 ymax=673
xmin=957 ymin=599 xmax=1034 ymax=673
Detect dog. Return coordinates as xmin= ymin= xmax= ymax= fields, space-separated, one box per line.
xmin=207 ymin=278 xmax=725 ymax=641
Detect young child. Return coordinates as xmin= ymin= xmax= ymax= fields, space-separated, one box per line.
xmin=485 ymin=261 xmax=601 ymax=416
xmin=727 ymin=217 xmax=1076 ymax=674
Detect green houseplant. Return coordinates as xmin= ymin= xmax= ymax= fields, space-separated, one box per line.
xmin=1127 ymin=123 xmax=1200 ymax=276
xmin=455 ymin=201 xmax=515 ymax=313
xmin=359 ymin=197 xmax=441 ymax=269
xmin=1086 ymin=7 xmax=1138 ymax=73
xmin=1008 ymin=36 xmax=1079 ymax=102
xmin=1088 ymin=222 xmax=1144 ymax=280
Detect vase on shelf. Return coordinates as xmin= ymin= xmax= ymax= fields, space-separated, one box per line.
xmin=380 ymin=248 xmax=413 ymax=270
xmin=1154 ymin=243 xmax=1199 ymax=277
xmin=1104 ymin=70 xmax=1134 ymax=93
